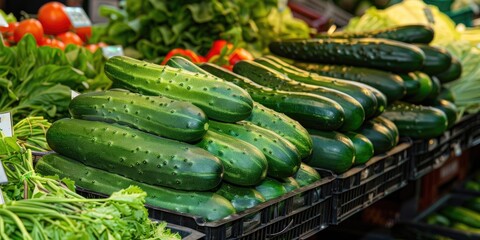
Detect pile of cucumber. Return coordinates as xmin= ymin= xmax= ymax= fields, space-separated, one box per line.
xmin=269 ymin=25 xmax=461 ymax=140
xmin=426 ymin=197 xmax=480 ymax=234
xmin=35 ymin=57 xmax=323 ymax=221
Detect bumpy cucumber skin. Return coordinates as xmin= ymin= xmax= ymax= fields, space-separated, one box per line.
xmin=256 ymin=57 xmax=379 ymax=119
xmin=252 ymin=58 xmax=365 ymax=131
xmin=429 ymin=99 xmax=459 ymax=129
xmin=293 ymin=163 xmax=321 ymax=187
xmin=306 ymin=129 xmax=355 ymax=174
xmin=246 ymin=102 xmax=313 ymax=159
xmin=279 ymin=177 xmax=301 ymax=192
xmin=104 ymin=56 xmax=253 ymax=122
xmin=317 ymin=25 xmax=434 ymax=44
xmin=201 ymin=63 xmax=346 ymax=131
xmin=46 ymin=118 xmax=223 ymax=191
xmin=415 ymin=44 xmax=453 ymax=75
xmin=35 ymin=154 xmax=235 ymax=221
xmin=166 ymin=56 xmax=209 ymax=74
xmin=434 ymin=57 xmax=462 ymax=84
xmin=209 ymin=120 xmax=301 ymax=178
xmin=255 ymin=178 xmax=288 ymax=201
xmin=215 ymin=182 xmax=266 ymax=212
xmin=383 ymin=102 xmax=448 ymax=139
xmin=196 ymin=131 xmax=267 ymax=186
xmin=269 ymin=38 xmax=425 ymax=72
xmin=293 ymin=62 xmax=406 ymax=102
xmin=345 ymin=132 xmax=374 ymax=165
xmin=355 ymin=120 xmax=396 ymax=154
xmin=69 ymin=90 xmax=208 ymax=142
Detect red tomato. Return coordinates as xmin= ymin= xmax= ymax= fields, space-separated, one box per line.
xmin=38 ymin=2 xmax=71 ymax=35
xmin=14 ymin=19 xmax=44 ymax=43
xmin=56 ymin=32 xmax=83 ymax=46
xmin=205 ymin=40 xmax=232 ymax=61
xmin=0 ymin=22 xmax=18 ymax=33
xmin=40 ymin=37 xmax=65 ymax=50
xmin=74 ymin=26 xmax=92 ymax=42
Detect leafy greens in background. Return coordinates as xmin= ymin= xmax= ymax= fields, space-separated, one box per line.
xmin=91 ymin=0 xmax=311 ymax=62
xmin=0 ymin=34 xmax=111 ymax=122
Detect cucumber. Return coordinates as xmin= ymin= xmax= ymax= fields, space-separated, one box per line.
xmin=46 ymin=118 xmax=223 ymax=191
xmin=242 ymin=59 xmax=364 ymax=131
xmin=426 ymin=214 xmax=451 ymax=227
xmin=69 ymin=90 xmax=208 ymax=142
xmin=294 ymin=163 xmax=321 ymax=187
xmin=424 ymin=76 xmax=441 ymax=102
xmin=429 ymin=99 xmax=458 ymax=129
xmin=415 ymin=44 xmax=452 ymax=75
xmin=201 ymin=63 xmax=346 ymax=131
xmin=382 ymin=102 xmax=448 ymax=139
xmin=355 ymin=120 xmax=396 ymax=154
xmin=441 ymin=206 xmax=480 ymax=228
xmin=293 ymin=62 xmax=406 ymax=102
xmin=316 ymin=25 xmax=434 ymax=44
xmin=196 ymin=131 xmax=267 ymax=186
xmin=246 ymin=102 xmax=313 ymax=159
xmin=278 ymin=177 xmax=301 ymax=192
xmin=255 ymin=56 xmax=378 ymax=119
xmin=434 ymin=57 xmax=462 ymax=84
xmin=166 ymin=56 xmax=208 ymax=74
xmin=104 ymin=56 xmax=253 ymax=122
xmin=439 ymin=87 xmax=455 ymax=102
xmin=372 ymin=116 xmax=400 ymax=147
xmin=344 ymin=132 xmax=374 ymax=165
xmin=269 ymin=38 xmax=425 ymax=72
xmin=306 ymin=129 xmax=355 ymax=174
xmin=399 ymin=72 xmax=421 ymax=96
xmin=35 ymin=154 xmax=235 ymax=221
xmin=465 ymin=181 xmax=480 ymax=191
xmin=466 ymin=197 xmax=480 ymax=212
xmin=209 ymin=120 xmax=301 ymax=178
xmin=404 ymin=72 xmax=433 ymax=103
xmin=255 ymin=178 xmax=288 ymax=200
xmin=452 ymin=222 xmax=480 ymax=233
xmin=215 ymin=182 xmax=265 ymax=212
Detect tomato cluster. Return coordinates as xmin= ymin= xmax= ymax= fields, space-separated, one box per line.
xmin=1 ymin=1 xmax=104 ymax=52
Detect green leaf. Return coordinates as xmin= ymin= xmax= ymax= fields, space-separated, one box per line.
xmin=186 ymin=2 xmax=214 ymax=23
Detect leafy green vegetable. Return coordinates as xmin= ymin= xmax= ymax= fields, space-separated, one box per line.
xmin=93 ymin=0 xmax=310 ymax=61
xmin=0 ymin=34 xmax=111 ymax=122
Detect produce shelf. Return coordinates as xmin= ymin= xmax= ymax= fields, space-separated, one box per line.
xmin=409 ymin=113 xmax=478 ymax=180
xmin=395 ymin=194 xmax=480 ymax=239
xmin=329 ymin=142 xmax=411 ymax=224
xmin=77 ymin=170 xmax=335 ymax=240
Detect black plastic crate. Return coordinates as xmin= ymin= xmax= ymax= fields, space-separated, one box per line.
xmin=77 ymin=170 xmax=335 ymax=240
xmin=395 ymin=194 xmax=480 ymax=239
xmin=330 ymin=142 xmax=411 ymax=224
xmin=409 ymin=114 xmax=477 ymax=180
xmin=167 ymin=223 xmax=205 ymax=240
xmin=466 ymin=113 xmax=480 ymax=148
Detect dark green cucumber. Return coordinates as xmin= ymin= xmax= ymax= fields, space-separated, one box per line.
xmin=383 ymin=102 xmax=448 ymax=139
xmin=465 ymin=181 xmax=480 ymax=192
xmin=279 ymin=177 xmax=301 ymax=192
xmin=415 ymin=44 xmax=452 ymax=75
xmin=429 ymin=99 xmax=458 ymax=129
xmin=344 ymin=132 xmax=374 ymax=165
xmin=466 ymin=197 xmax=480 ymax=213
xmin=316 ymin=25 xmax=434 ymax=44
xmin=404 ymin=72 xmax=433 ymax=103
xmin=452 ymin=222 xmax=480 ymax=233
xmin=399 ymin=72 xmax=421 ymax=96
xmin=215 ymin=182 xmax=265 ymax=212
xmin=439 ymin=87 xmax=455 ymax=102
xmin=269 ymin=38 xmax=425 ymax=72
xmin=355 ymin=120 xmax=396 ymax=154
xmin=426 ymin=214 xmax=451 ymax=227
xmin=46 ymin=118 xmax=223 ymax=191
xmin=196 ymin=131 xmax=267 ymax=186
xmin=104 ymin=56 xmax=253 ymax=122
xmin=69 ymin=90 xmax=208 ymax=142
xmin=424 ymin=76 xmax=441 ymax=102
xmin=209 ymin=120 xmax=301 ymax=178
xmin=255 ymin=178 xmax=288 ymax=200
xmin=372 ymin=116 xmax=400 ymax=147
xmin=434 ymin=57 xmax=462 ymax=84
xmin=294 ymin=163 xmax=321 ymax=187
xmin=306 ymin=129 xmax=355 ymax=174
xmin=246 ymin=102 xmax=313 ymax=159
xmin=201 ymin=63 xmax=345 ymax=131
xmin=35 ymin=154 xmax=235 ymax=221
xmin=259 ymin=56 xmax=388 ymax=118
xmin=441 ymin=206 xmax=480 ymax=228
xmin=293 ymin=62 xmax=406 ymax=102
xmin=243 ymin=59 xmax=365 ymax=131
xmin=166 ymin=56 xmax=208 ymax=74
